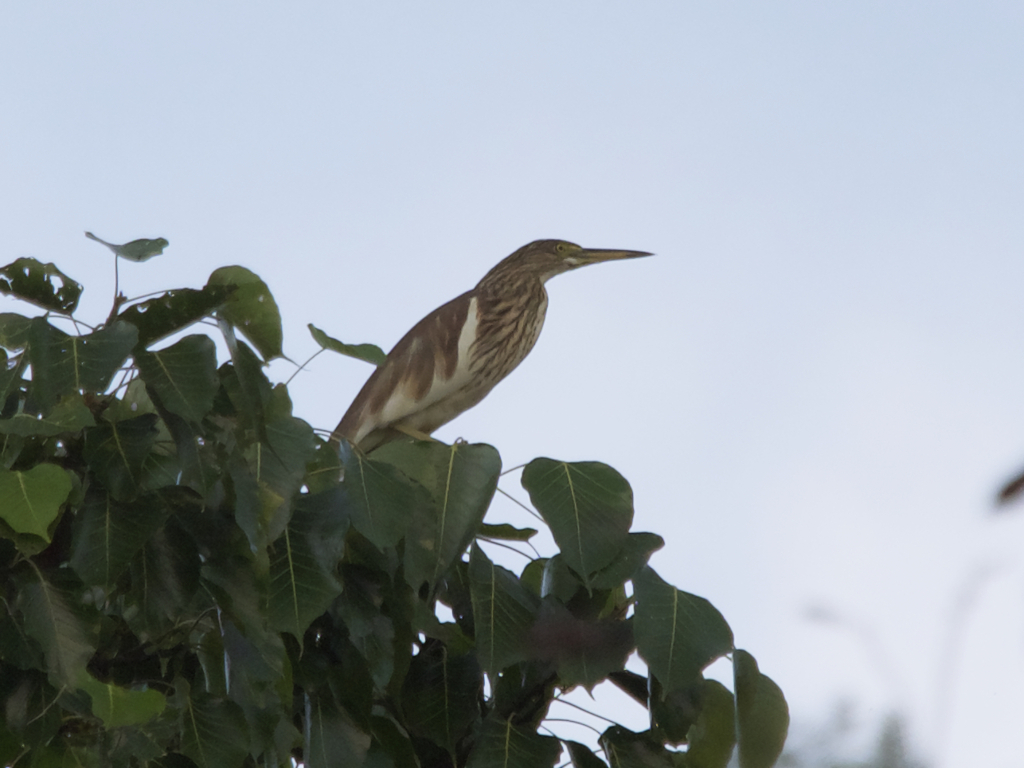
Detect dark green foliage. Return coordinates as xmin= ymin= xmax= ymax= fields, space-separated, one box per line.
xmin=0 ymin=242 xmax=788 ymax=767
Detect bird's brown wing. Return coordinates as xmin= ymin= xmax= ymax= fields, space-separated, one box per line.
xmin=331 ymin=290 xmax=473 ymax=448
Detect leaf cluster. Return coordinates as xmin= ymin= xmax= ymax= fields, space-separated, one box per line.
xmin=0 ymin=244 xmax=788 ymax=767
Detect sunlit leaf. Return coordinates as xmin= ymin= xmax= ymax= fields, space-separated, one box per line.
xmin=308 ymin=323 xmax=386 ymax=366
xmin=79 ymin=675 xmax=166 ymax=727
xmin=521 ymin=458 xmax=633 ymax=588
xmin=136 ymin=335 xmax=219 ymax=422
xmin=207 ymin=266 xmax=283 ymax=361
xmin=734 ymin=650 xmax=789 ymax=768
xmin=85 ymin=231 xmax=169 ymax=262
xmin=633 ymin=566 xmax=734 ymax=693
xmin=0 ymin=464 xmax=72 ymax=541
xmin=0 ymin=258 xmax=81 ymax=313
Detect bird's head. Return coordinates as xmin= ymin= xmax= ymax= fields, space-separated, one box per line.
xmin=486 ymin=239 xmax=652 ymax=285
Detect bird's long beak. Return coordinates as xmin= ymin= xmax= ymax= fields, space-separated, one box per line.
xmin=577 ymin=247 xmax=654 ymax=264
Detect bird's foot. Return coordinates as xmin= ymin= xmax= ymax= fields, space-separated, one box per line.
xmin=393 ymin=424 xmax=441 ymax=443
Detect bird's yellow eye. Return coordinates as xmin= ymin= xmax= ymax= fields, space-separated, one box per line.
xmin=555 ymin=243 xmax=567 ymax=253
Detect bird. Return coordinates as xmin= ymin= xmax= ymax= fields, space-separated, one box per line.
xmin=330 ymin=239 xmax=651 ymax=452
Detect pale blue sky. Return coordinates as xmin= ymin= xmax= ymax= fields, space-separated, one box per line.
xmin=4 ymin=3 xmax=1024 ymax=765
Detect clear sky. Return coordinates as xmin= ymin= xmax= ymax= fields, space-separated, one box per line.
xmin=3 ymin=3 xmax=1024 ymax=765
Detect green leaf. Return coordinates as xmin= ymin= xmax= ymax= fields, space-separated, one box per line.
xmin=304 ymin=689 xmax=372 ymax=768
xmin=268 ymin=488 xmax=348 ymax=641
xmin=633 ymin=567 xmax=734 ymax=693
xmin=0 ymin=258 xmax=81 ymax=313
xmin=401 ymin=641 xmax=481 ymax=754
xmin=339 ymin=440 xmax=422 ymax=550
xmin=521 ymin=458 xmax=634 ymax=588
xmin=334 ymin=567 xmax=399 ymax=691
xmin=220 ymin=335 xmax=272 ymax=431
xmin=648 ymin=675 xmax=699 ymax=745
xmin=79 ymin=675 xmax=166 ymax=727
xmin=0 ymin=348 xmax=24 ymax=408
xmin=308 ymin=323 xmax=386 ymax=366
xmin=0 ymin=671 xmax=62 ymax=752
xmin=27 ymin=318 xmax=138 ymax=408
xmin=599 ymin=725 xmax=677 ymax=768
xmin=82 ymin=413 xmax=159 ymax=500
xmin=465 ymin=716 xmax=561 ymax=768
xmin=0 ymin=464 xmax=72 ymax=541
xmin=69 ymin=488 xmax=178 ymax=590
xmin=0 ymin=395 xmax=95 ymax=437
xmin=607 ymin=669 xmax=650 ymax=707
xmin=0 ymin=313 xmax=33 ymax=350
xmin=373 ymin=440 xmax=501 ymax=594
xmin=17 ymin=568 xmax=98 ymax=687
xmin=369 ymin=714 xmax=421 ymax=768
xmin=207 ymin=266 xmax=283 ymax=361
xmin=478 ymin=522 xmax=538 ymax=541
xmin=135 ymin=335 xmax=219 ymax=423
xmin=127 ymin=519 xmax=202 ymax=639
xmin=734 ymin=650 xmax=789 ymax=768
xmin=684 ymin=679 xmax=737 ymax=768
xmin=588 ymin=532 xmax=664 ymax=591
xmin=468 ymin=543 xmax=539 ymax=677
xmin=412 ymin=599 xmax=474 ymax=654
xmin=119 ymin=286 xmax=236 ymax=348
xmin=85 ymin=231 xmax=169 ymax=262
xmin=565 ymin=740 xmax=609 ymax=768
xmin=178 ymin=686 xmax=250 ymax=768
xmin=232 ymin=406 xmax=316 ymax=554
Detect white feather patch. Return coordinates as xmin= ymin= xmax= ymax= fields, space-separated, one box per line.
xmin=373 ymin=296 xmax=480 ymax=430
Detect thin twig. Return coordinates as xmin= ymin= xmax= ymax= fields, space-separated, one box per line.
xmin=551 ymin=696 xmax=620 ymax=726
xmin=543 ymin=717 xmax=604 ymax=736
xmin=495 ymin=485 xmax=544 ymax=523
xmin=285 ymin=349 xmax=324 ymax=387
xmin=477 ymin=537 xmax=533 ymax=560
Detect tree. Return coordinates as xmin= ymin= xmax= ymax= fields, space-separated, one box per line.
xmin=0 ymin=236 xmax=788 ymax=767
